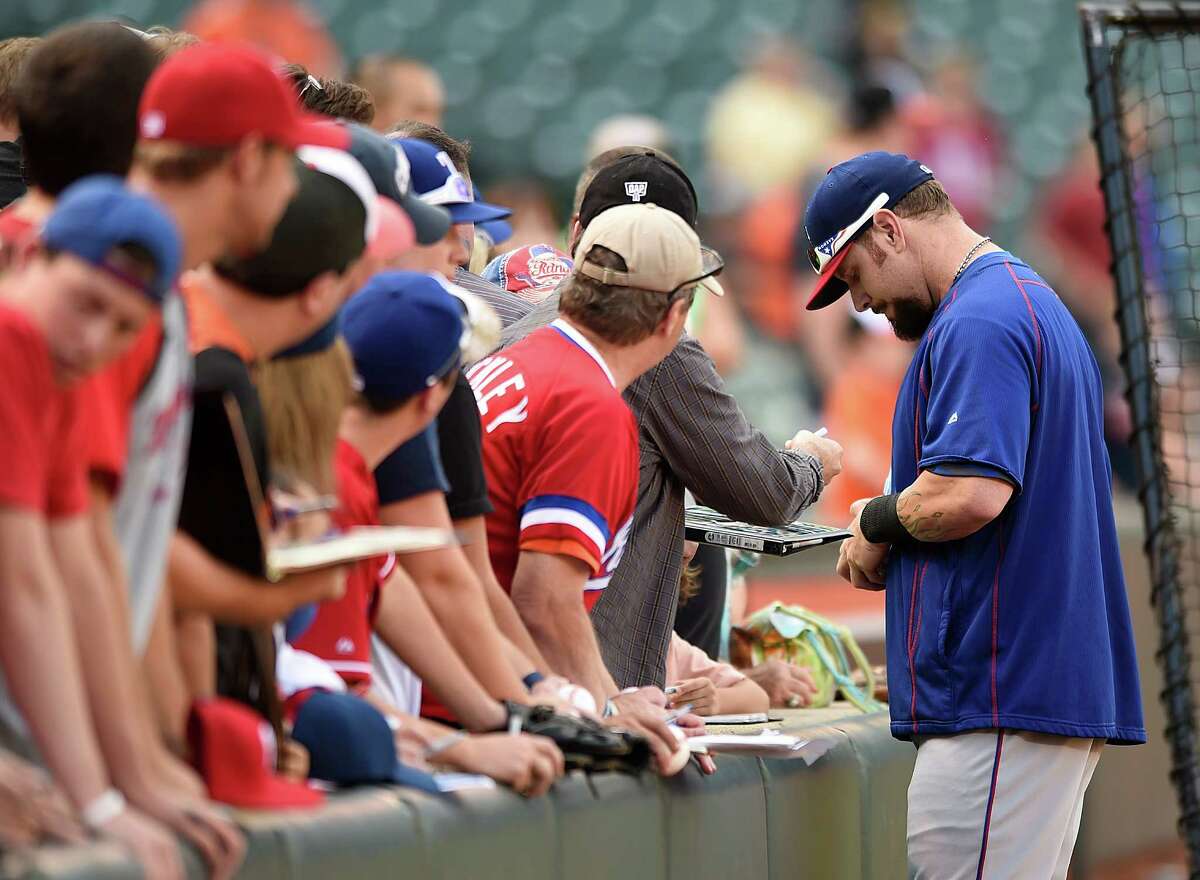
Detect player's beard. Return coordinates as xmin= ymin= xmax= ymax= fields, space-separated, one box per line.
xmin=889 ymin=298 xmax=935 ymax=341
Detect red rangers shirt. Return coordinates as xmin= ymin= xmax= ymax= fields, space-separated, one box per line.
xmin=0 ymin=303 xmax=89 ymax=518
xmin=290 ymin=438 xmax=395 ymax=687
xmin=466 ymin=318 xmax=637 ymax=612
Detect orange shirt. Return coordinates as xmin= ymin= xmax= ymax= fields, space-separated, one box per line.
xmin=180 ymin=273 xmax=255 ymax=361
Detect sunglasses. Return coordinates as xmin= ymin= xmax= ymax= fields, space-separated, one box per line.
xmin=807 ymin=192 xmax=890 ymax=275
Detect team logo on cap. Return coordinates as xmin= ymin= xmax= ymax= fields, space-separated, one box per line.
xmin=140 ymin=111 xmax=166 ymax=139
xmin=516 ymin=245 xmax=572 ymax=290
xmin=624 ymin=181 xmax=648 ymax=202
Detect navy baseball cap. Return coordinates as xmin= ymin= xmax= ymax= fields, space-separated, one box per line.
xmin=344 ymin=124 xmax=450 ymax=246
xmin=395 ymin=138 xmax=512 ymax=225
xmin=342 ymin=270 xmax=468 ymax=403
xmin=43 ymin=174 xmax=182 ymax=303
xmin=803 ymin=151 xmax=934 ymax=310
xmin=292 ymin=691 xmax=440 ymax=793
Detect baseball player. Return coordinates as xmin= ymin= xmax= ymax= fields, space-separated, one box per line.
xmin=806 ymin=152 xmax=1145 ymax=879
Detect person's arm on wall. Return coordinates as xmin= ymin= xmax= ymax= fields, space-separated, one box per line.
xmin=52 ymin=516 xmax=246 ymax=879
xmin=454 ymin=513 xmax=553 ymax=675
xmin=381 ymin=492 xmax=535 ymax=702
xmin=508 ymin=551 xmax=618 ymax=704
xmin=372 ymin=564 xmax=507 ymax=732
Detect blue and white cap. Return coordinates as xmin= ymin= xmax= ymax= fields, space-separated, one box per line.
xmin=803 ymin=151 xmax=934 ymax=310
xmin=395 ymin=138 xmax=512 ymax=225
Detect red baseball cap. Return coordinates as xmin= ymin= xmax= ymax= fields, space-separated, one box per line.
xmin=188 ymin=697 xmax=324 ymax=810
xmin=138 ymin=42 xmax=348 ymax=151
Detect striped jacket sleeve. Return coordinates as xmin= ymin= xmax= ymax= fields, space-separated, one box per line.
xmin=630 ymin=334 xmax=824 ymax=525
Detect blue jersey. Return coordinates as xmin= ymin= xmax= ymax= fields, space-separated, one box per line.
xmin=887 ymin=251 xmax=1145 ymax=745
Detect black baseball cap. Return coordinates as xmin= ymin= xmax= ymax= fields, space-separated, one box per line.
xmin=579 ymin=152 xmax=698 ymax=228
xmin=214 ymin=158 xmax=368 ymax=297
xmin=577 ymin=152 xmax=724 ymax=296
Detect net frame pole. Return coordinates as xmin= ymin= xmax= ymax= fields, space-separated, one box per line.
xmin=1080 ymin=4 xmax=1200 ymax=872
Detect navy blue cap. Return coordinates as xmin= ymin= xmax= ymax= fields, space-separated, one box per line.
xmin=802 ymin=151 xmax=934 ymax=310
xmin=344 ymin=123 xmax=450 ymax=246
xmin=43 ymin=174 xmax=182 ymax=303
xmin=342 ymin=270 xmax=466 ymax=403
xmin=396 ymin=138 xmax=512 ymax=225
xmin=292 ymin=691 xmax=440 ymax=793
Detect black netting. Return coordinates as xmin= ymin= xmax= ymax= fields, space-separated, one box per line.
xmin=1083 ymin=4 xmax=1200 ymax=873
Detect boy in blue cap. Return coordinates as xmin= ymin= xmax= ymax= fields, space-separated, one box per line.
xmin=0 ymin=176 xmax=199 ymax=878
xmin=807 ymin=151 xmax=1145 ymax=877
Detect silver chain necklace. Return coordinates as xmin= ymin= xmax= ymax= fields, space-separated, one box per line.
xmin=952 ymin=237 xmax=991 ymax=287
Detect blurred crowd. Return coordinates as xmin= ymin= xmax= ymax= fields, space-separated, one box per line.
xmin=0 ymin=0 xmax=1159 ymax=874
xmin=0 ymin=10 xmax=846 ymax=879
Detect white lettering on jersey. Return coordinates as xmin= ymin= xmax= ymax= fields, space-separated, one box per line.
xmin=486 ymin=397 xmax=529 ymax=434
xmin=468 ymin=355 xmax=530 ymax=433
xmin=466 ymin=356 xmax=513 ymax=396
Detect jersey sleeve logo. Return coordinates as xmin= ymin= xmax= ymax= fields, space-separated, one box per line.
xmin=947 ymin=411 xmax=959 ymax=425
xmin=520 ymin=494 xmax=611 ymax=562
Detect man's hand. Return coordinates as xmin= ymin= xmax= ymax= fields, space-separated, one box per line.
xmin=609 ymin=686 xmax=667 ymax=715
xmin=439 ymin=733 xmax=564 ymax=797
xmin=0 ymin=752 xmax=84 ymax=847
xmin=278 ymin=737 xmax=310 ymax=781
xmin=785 ymin=430 xmax=844 ymax=482
xmin=125 ymin=785 xmax=246 ymax=880
xmin=103 ymin=807 xmax=185 ymax=880
xmin=601 ymin=700 xmax=683 ymax=775
xmin=744 ymin=659 xmax=818 ymax=708
xmin=836 ymin=499 xmax=888 ymax=591
xmin=667 ymin=678 xmax=719 ymax=716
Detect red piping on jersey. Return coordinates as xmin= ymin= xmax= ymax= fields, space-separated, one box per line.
xmin=976 ymin=730 xmax=1005 ymax=880
xmin=1004 ymin=261 xmax=1043 ymax=411
xmin=906 ymin=560 xmax=929 ymax=733
xmin=990 ymin=530 xmax=1007 ymax=726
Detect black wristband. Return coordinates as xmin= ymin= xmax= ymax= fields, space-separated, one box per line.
xmin=522 ymin=671 xmax=545 ymax=691
xmin=859 ymin=494 xmax=914 ymax=546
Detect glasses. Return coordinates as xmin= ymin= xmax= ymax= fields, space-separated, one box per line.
xmin=807 ymin=192 xmax=889 ymax=275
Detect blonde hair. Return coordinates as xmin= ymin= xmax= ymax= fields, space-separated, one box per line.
xmin=254 ymin=339 xmax=355 ymax=494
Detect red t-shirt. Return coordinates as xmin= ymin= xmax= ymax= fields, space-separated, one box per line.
xmin=466 ymin=318 xmax=638 ymax=613
xmin=0 ymin=303 xmax=89 ymax=517
xmin=290 ymin=439 xmax=394 ymax=688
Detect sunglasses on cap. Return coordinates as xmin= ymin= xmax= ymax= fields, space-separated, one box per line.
xmin=807 ymin=192 xmax=889 ymax=275
xmin=667 ymin=245 xmax=725 ymax=299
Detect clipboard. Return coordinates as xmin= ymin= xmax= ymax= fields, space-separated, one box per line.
xmin=684 ymin=506 xmax=852 ymax=557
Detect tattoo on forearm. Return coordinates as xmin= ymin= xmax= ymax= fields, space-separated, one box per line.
xmin=897 ymin=492 xmax=948 ymax=541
